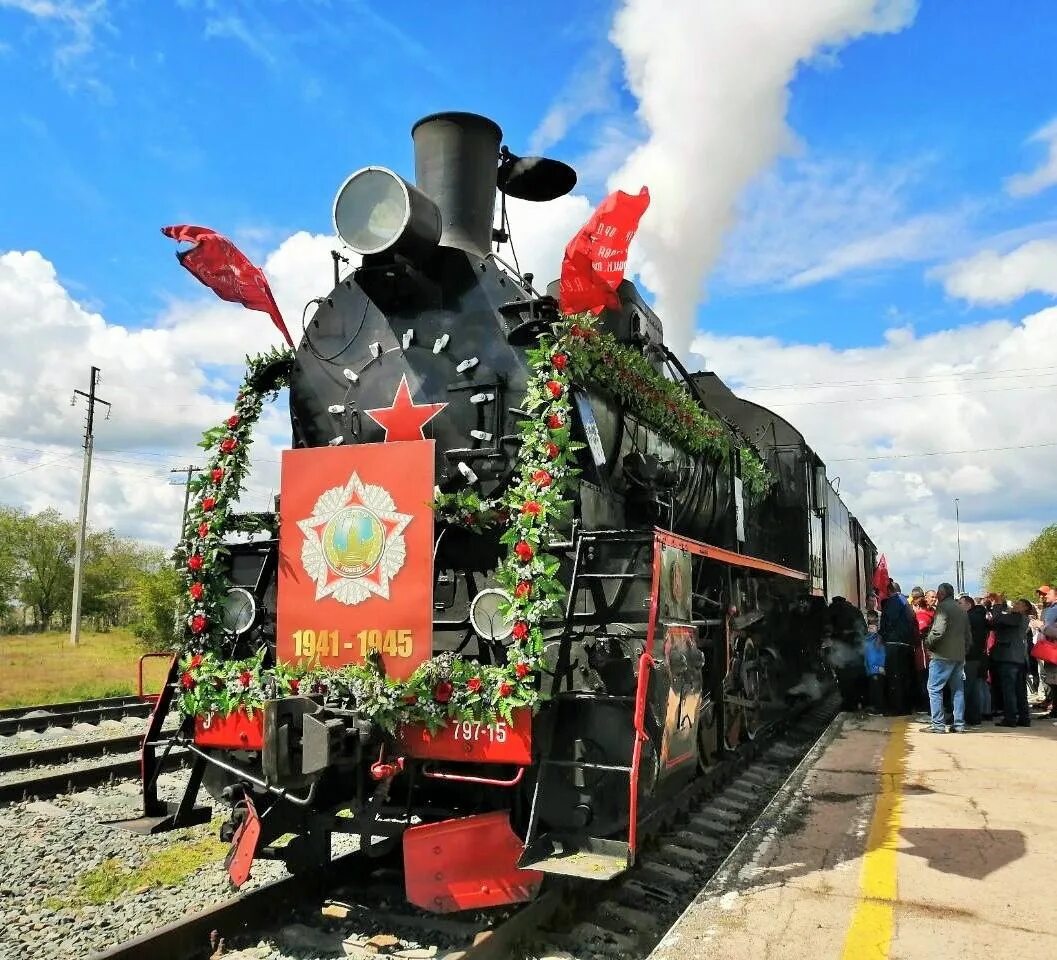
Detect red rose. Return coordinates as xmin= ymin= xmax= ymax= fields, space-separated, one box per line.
xmin=545 ymin=380 xmax=562 ymax=399
xmin=499 ymin=682 xmax=514 ymax=697
xmin=189 ymin=653 xmax=203 ymax=669
xmin=433 ymin=681 xmax=453 ymax=704
xmin=187 ymin=554 xmax=203 ymax=571
xmin=189 ymin=581 xmax=204 ymax=601
xmin=289 ymin=678 xmax=300 ymax=694
xmin=521 ymin=501 xmax=541 ymax=516
xmin=190 ymin=614 xmax=207 ymax=634
xmin=467 ymin=677 xmax=483 ymax=693
xmin=180 ymin=672 xmax=195 ymax=690
xmin=197 ymin=522 xmax=210 ymax=539
xmin=545 ymin=442 xmax=560 ymax=460
xmin=514 ymin=541 xmax=534 ymax=561
xmin=551 ymin=352 xmax=568 ymax=370
xmin=220 ymin=438 xmax=237 ymax=454
xmin=512 ymin=621 xmax=529 ymax=640
xmin=515 ymin=662 xmax=530 ymax=678
xmin=226 ymin=415 xmax=240 ymax=429
xmin=201 ymin=497 xmax=216 ymax=512
xmin=547 ymin=414 xmax=564 ymax=430
xmin=531 ymin=470 xmax=552 ymax=488
xmin=570 ymin=324 xmax=586 ymax=339
xmin=211 ymin=468 xmax=224 ymax=483
xmin=514 ymin=580 xmax=532 ymax=599
xmin=403 ymin=694 xmax=419 ymax=705
xmin=239 ymin=671 xmax=253 ymax=688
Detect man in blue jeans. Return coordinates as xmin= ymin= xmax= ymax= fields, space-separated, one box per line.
xmin=923 ymin=582 xmax=972 ymax=733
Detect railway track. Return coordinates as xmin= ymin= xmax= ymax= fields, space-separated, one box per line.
xmin=0 ymin=695 xmax=186 ymax=805
xmin=86 ymin=696 xmax=840 ymax=960
xmin=0 ymin=697 xmax=153 ymax=737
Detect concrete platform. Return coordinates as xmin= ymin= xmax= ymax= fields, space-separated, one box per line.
xmin=649 ymin=712 xmax=1057 ymax=960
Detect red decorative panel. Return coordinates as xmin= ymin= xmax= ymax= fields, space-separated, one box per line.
xmin=193 ymin=709 xmax=264 ymax=750
xmin=396 ymin=708 xmax=532 ymax=765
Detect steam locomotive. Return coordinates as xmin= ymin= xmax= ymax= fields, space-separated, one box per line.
xmin=134 ymin=112 xmax=877 ymax=912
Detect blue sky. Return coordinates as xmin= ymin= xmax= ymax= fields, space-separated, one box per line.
xmin=0 ymin=0 xmax=1054 ymax=344
xmin=2 ymin=0 xmax=1057 ymax=591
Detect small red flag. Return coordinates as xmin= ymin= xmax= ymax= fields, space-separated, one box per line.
xmin=559 ymin=187 xmax=650 ymax=316
xmin=161 ymin=225 xmax=294 ymax=347
xmin=873 ymin=554 xmax=890 ymax=602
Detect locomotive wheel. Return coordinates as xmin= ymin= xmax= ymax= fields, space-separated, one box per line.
xmin=740 ymin=638 xmax=765 ymax=740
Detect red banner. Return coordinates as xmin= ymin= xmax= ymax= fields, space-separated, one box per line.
xmin=276 ymin=442 xmax=435 ymax=679
xmin=873 ymin=554 xmax=890 ymax=601
xmin=558 ymin=186 xmax=650 ymax=315
xmin=161 ymin=224 xmax=294 ymax=347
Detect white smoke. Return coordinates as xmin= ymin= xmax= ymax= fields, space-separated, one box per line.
xmin=607 ymin=0 xmax=919 ymax=359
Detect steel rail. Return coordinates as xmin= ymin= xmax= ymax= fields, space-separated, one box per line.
xmin=0 ymin=732 xmax=156 ymax=774
xmin=0 ymin=695 xmax=144 ymax=720
xmin=0 ymin=749 xmax=187 ymax=805
xmin=0 ymin=701 xmax=153 ymax=737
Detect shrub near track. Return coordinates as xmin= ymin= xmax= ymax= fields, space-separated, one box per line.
xmin=0 ymin=628 xmax=171 ymax=708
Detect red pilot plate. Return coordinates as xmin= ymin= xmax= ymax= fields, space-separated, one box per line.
xmin=193 ymin=709 xmax=264 ymax=751
xmin=276 ymin=441 xmax=435 ymax=679
xmin=397 ymin=708 xmax=532 ymax=765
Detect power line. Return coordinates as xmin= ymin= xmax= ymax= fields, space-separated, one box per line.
xmin=827 ymin=440 xmax=1057 ymax=462
xmin=765 ymin=381 xmax=1057 ymax=407
xmin=736 ymin=364 xmax=1057 ymax=392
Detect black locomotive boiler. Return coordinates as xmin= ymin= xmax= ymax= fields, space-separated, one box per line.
xmin=135 ymin=111 xmax=877 ymax=912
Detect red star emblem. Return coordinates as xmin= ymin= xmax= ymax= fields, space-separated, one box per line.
xmin=364 ymin=374 xmax=447 ymax=442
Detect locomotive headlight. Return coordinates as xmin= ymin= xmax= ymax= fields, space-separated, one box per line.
xmin=333 ymin=166 xmax=442 ymax=260
xmin=469 ymin=588 xmax=515 ymax=643
xmin=221 ymin=587 xmax=257 ymax=635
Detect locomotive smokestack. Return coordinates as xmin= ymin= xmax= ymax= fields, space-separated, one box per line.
xmin=412 ymin=112 xmax=502 ymax=257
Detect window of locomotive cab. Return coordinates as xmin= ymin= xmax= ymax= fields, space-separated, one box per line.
xmin=334 ymin=169 xmax=408 ymax=255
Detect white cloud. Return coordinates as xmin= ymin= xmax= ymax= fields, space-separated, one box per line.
xmin=605 ymin=0 xmax=919 ymax=358
xmin=692 ymin=305 xmax=1057 ymax=593
xmin=1005 ymin=116 xmax=1057 ymax=198
xmin=937 ymin=238 xmax=1057 ymax=305
xmin=529 ymin=49 xmax=622 ymax=155
xmin=0 ymin=234 xmax=335 ymax=547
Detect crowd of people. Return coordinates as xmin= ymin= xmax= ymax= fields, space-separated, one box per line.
xmin=822 ymin=581 xmax=1057 ymax=733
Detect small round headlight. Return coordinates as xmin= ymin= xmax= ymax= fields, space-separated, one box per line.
xmin=469 ymin=588 xmax=515 ymax=643
xmin=221 ymin=587 xmax=257 ymax=635
xmin=333 ymin=166 xmax=441 ymax=260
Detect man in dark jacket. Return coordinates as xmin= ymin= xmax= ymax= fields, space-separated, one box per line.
xmin=923 ymin=583 xmax=971 ymax=732
xmin=990 ymin=598 xmax=1031 ymax=727
xmin=958 ymin=594 xmax=989 ymax=726
xmin=880 ymin=581 xmax=918 ymax=714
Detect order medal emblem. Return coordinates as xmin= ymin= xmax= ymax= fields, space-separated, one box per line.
xmin=298 ymin=472 xmax=411 ymax=605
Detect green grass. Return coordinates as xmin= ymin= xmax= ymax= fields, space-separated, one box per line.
xmin=70 ymin=833 xmax=229 ymax=905
xmin=0 ymin=628 xmax=172 ymax=708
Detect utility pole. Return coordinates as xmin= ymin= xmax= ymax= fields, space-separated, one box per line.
xmin=170 ymin=464 xmax=203 ymax=545
xmin=69 ymin=366 xmax=110 ymax=646
xmin=954 ymin=498 xmax=965 ymax=595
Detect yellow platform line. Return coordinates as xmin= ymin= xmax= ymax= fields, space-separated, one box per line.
xmin=840 ymin=719 xmax=908 ymax=960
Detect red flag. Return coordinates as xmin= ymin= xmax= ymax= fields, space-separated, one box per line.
xmin=873 ymin=554 xmax=890 ymax=602
xmin=559 ymin=187 xmax=650 ymax=315
xmin=161 ymin=225 xmax=294 ymax=347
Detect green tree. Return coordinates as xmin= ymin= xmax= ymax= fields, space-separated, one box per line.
xmin=12 ymin=509 xmax=76 ymax=630
xmin=983 ymin=523 xmax=1057 ymax=601
xmin=82 ymin=532 xmax=163 ymax=630
xmin=0 ymin=506 xmax=23 ymax=620
xmin=131 ymin=560 xmax=182 ymax=649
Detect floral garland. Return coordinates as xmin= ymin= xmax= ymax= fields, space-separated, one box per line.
xmin=178 ymin=346 xmax=294 ymax=652
xmin=176 ymin=329 xmax=580 ymax=731
xmin=562 ymin=316 xmax=774 ymax=503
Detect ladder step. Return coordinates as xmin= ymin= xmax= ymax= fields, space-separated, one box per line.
xmin=576 ymin=572 xmax=651 ymax=581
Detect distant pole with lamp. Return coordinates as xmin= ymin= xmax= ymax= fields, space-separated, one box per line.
xmin=954 ymin=498 xmax=965 ymax=595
